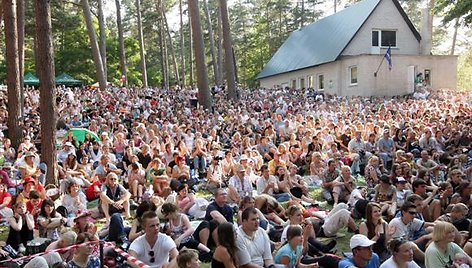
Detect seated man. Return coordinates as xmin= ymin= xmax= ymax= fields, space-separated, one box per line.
xmin=321 ymin=159 xmax=340 ymax=203
xmin=388 ymin=201 xmax=434 ymax=263
xmin=339 ymin=234 xmax=380 ymax=268
xmin=410 ymin=179 xmax=441 ymax=221
xmin=99 ymin=173 xmax=131 ymax=223
xmin=228 ymin=165 xmax=253 ymax=205
xmin=193 ymin=188 xmax=233 ymax=249
xmin=256 ymin=165 xmax=290 ymax=203
xmin=254 ymin=194 xmax=286 ymax=226
xmin=235 ymin=207 xmax=275 ymax=268
xmin=129 ymin=211 xmax=178 ymax=268
xmin=332 ymin=166 xmax=356 ymax=205
xmin=95 ymin=155 xmax=121 ymax=183
xmin=317 ymin=203 xmax=358 ymax=237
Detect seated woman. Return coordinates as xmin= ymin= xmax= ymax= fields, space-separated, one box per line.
xmin=359 ymin=202 xmax=395 ymax=262
xmin=68 ymin=232 xmax=101 ymax=268
xmin=63 ymin=154 xmax=90 ymax=188
xmin=275 ymin=225 xmax=318 ymax=268
xmin=211 ymin=222 xmax=239 ymax=268
xmin=373 ymin=175 xmax=397 ymax=219
xmin=18 ymin=152 xmax=41 ymax=179
xmin=128 ymin=163 xmax=146 ymax=202
xmin=37 ymin=199 xmax=66 ymax=240
xmin=146 ymin=158 xmax=169 ymax=196
xmin=161 ymin=203 xmax=211 ymax=259
xmin=175 ymin=184 xmax=208 ymax=220
xmin=61 ymin=178 xmax=88 ymax=217
xmin=7 ymin=201 xmax=34 ymax=251
xmin=380 ymin=238 xmax=422 ymax=268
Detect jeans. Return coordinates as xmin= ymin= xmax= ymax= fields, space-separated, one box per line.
xmin=193 ymin=156 xmax=207 ymax=171
xmin=273 ymin=192 xmax=291 ymax=202
xmin=108 ymin=213 xmax=130 ymax=242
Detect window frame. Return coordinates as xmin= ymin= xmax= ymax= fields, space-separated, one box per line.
xmin=349 ymin=66 xmax=358 ymax=86
xmin=317 ymin=74 xmax=325 ymax=90
xmin=372 ymin=29 xmax=397 ymax=48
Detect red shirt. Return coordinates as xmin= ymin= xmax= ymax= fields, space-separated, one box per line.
xmin=26 ymin=199 xmax=43 ymax=215
xmin=0 ymin=190 xmax=12 ymax=208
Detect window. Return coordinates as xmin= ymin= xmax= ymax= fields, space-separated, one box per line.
xmin=318 ymin=74 xmax=324 ymax=90
xmin=372 ymin=30 xmax=397 ymax=47
xmin=424 ymin=69 xmax=431 ymax=86
xmin=308 ymin=76 xmax=314 ymax=88
xmin=372 ymin=30 xmax=379 ymax=46
xmin=291 ymin=79 xmax=296 ymax=89
xmin=300 ymin=78 xmax=305 ymax=89
xmin=349 ymin=66 xmax=358 ymax=85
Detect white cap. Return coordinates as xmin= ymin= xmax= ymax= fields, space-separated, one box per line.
xmin=64 ymin=142 xmax=73 ymax=147
xmin=350 ymin=234 xmax=376 ymax=249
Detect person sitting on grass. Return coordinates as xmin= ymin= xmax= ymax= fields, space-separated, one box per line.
xmin=379 ymin=238 xmax=421 ymax=268
xmin=338 ymin=234 xmax=380 ymax=268
xmin=211 ymin=222 xmax=239 ymax=268
xmin=99 ymin=173 xmax=131 ymax=223
xmin=274 ymin=225 xmax=319 ymax=268
xmin=388 ymin=201 xmax=434 ymax=263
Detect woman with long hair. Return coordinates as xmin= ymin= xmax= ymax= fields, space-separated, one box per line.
xmin=61 ymin=179 xmax=88 ymax=217
xmin=37 ymin=199 xmax=65 ymax=240
xmin=211 ymin=222 xmax=239 ymax=268
xmin=7 ymin=201 xmax=34 ymax=251
xmin=359 ymin=202 xmax=395 ymax=261
xmin=161 ymin=203 xmax=211 ymax=258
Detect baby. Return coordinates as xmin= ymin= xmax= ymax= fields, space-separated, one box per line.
xmin=454 ymin=253 xmax=470 ymax=268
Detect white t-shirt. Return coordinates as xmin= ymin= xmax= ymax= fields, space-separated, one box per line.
xmin=129 ymin=233 xmax=176 ymax=268
xmin=379 ymin=256 xmax=421 ymax=268
xmin=236 ymin=227 xmax=273 ymax=266
xmin=388 ymin=218 xmax=424 ymax=240
xmin=256 ymin=175 xmax=278 ymax=195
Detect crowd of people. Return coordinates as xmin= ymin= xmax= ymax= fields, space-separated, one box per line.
xmin=0 ymin=85 xmax=471 ymax=268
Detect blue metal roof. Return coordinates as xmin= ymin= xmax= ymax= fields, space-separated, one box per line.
xmin=256 ymin=0 xmax=382 ymax=79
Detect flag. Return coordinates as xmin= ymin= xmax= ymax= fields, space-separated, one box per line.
xmin=384 ymin=47 xmax=392 ymax=70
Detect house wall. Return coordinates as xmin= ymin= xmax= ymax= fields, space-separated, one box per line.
xmin=259 ymin=54 xmax=457 ymax=96
xmin=341 ymin=0 xmax=420 ymax=56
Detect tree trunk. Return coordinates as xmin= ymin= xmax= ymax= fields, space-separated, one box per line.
xmin=216 ymin=5 xmax=223 ymax=83
xmin=300 ymin=0 xmax=305 ymax=28
xmin=98 ymin=0 xmax=107 ymax=79
xmin=162 ymin=8 xmax=180 ymax=86
xmin=188 ymin=0 xmax=211 ymax=109
xmin=115 ymin=0 xmax=127 ymax=86
xmin=35 ymin=0 xmax=57 ymax=185
xmin=179 ymin=0 xmax=185 ymax=86
xmin=81 ymin=0 xmax=106 ymax=91
xmin=203 ymin=0 xmax=221 ymax=86
xmin=450 ymin=17 xmax=459 ymax=55
xmin=219 ymin=0 xmax=237 ymax=100
xmin=3 ymin=0 xmax=23 ymax=149
xmin=420 ymin=0 xmax=434 ymax=55
xmin=17 ymin=0 xmax=24 ymax=117
xmin=188 ymin=7 xmax=194 ymax=86
xmin=157 ymin=0 xmax=168 ymax=89
xmin=136 ymin=0 xmax=148 ymax=88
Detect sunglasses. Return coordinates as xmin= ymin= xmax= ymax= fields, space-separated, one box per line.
xmin=149 ymin=250 xmax=155 ymax=263
xmin=407 ymin=211 xmax=417 ymax=215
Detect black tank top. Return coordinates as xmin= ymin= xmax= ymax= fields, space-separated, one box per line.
xmin=211 ymin=258 xmax=226 ymax=268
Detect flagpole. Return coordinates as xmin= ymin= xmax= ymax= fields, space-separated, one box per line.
xmin=374 ymin=56 xmax=385 ymax=77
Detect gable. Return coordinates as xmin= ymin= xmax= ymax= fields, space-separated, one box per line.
xmin=341 ymin=0 xmax=421 ymax=56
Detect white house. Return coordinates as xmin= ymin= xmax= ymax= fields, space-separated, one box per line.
xmin=256 ymin=0 xmax=457 ymax=96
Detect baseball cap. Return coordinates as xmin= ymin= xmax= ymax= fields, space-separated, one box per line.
xmin=350 ymin=234 xmax=376 ymax=249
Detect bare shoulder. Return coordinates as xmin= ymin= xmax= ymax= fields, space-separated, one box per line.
xmin=214 ymin=246 xmax=231 ymax=261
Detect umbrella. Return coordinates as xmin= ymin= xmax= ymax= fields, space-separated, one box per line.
xmin=70 ymin=128 xmax=99 ymax=144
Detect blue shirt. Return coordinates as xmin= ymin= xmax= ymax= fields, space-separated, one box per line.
xmin=339 ymin=253 xmax=380 ymax=268
xmin=274 ymin=244 xmax=303 ymax=268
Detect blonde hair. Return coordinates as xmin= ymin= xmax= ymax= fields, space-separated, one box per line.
xmin=432 ymin=221 xmax=457 ymax=242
